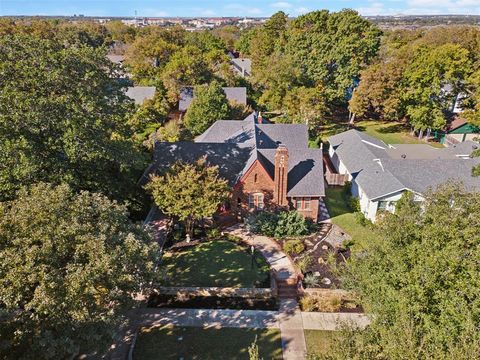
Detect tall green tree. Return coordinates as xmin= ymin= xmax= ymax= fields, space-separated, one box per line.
xmin=147 ymin=158 xmax=229 ymax=237
xmin=0 ymin=183 xmax=159 ymax=359
xmin=326 ymin=184 xmax=480 ymax=359
xmin=0 ymin=35 xmax=146 ymax=210
xmin=184 ymin=82 xmax=230 ymax=136
xmin=284 ymin=9 xmax=381 ymax=105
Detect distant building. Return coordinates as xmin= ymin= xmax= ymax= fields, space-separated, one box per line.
xmin=125 ymin=86 xmax=156 ymax=105
xmin=179 ymin=87 xmax=247 ymax=112
xmin=231 ymin=58 xmax=252 ymax=77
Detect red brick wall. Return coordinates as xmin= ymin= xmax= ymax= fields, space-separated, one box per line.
xmin=289 ymin=197 xmax=320 ymax=221
xmin=231 ymin=160 xmax=274 ymax=213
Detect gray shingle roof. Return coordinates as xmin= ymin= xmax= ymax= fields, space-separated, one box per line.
xmin=328 ymin=129 xmax=480 ymax=199
xmin=125 ymin=86 xmax=156 ymax=105
xmin=150 ymin=142 xmax=254 ymax=187
xmin=231 ymin=58 xmax=252 ymax=76
xmin=149 ymin=113 xmax=325 ymax=198
xmin=179 ymin=86 xmax=247 ymax=111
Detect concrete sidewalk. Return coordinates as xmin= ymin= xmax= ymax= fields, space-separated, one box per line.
xmin=137 ymin=307 xmax=280 ymax=329
xmin=278 ymin=299 xmax=307 ymax=360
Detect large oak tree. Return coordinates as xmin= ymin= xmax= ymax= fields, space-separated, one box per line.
xmin=0 ymin=183 xmax=159 ymax=359
xmin=0 ymin=35 xmax=147 ymax=213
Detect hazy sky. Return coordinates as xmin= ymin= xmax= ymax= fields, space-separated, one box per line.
xmin=1 ymin=0 xmax=479 ymax=17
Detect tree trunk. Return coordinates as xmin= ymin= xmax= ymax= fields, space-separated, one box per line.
xmin=185 ymin=216 xmax=194 ymax=238
xmin=349 ymin=113 xmax=356 ymax=126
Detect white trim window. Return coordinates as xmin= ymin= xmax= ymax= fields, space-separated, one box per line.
xmin=248 ymin=193 xmax=264 ymax=210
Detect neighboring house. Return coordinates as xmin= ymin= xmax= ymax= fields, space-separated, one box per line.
xmin=145 ymin=113 xmax=325 ymax=221
xmin=125 ymin=86 xmax=156 ymax=105
xmin=328 ymin=129 xmax=480 ymax=221
xmin=178 ymin=87 xmax=247 ymax=112
xmin=231 ymin=58 xmax=252 ymax=77
xmin=106 ymin=54 xmax=125 ymax=65
xmin=437 ymin=117 xmax=480 ymax=146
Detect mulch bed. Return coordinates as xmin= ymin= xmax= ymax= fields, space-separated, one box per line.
xmin=148 ymin=294 xmax=279 ymax=311
xmin=276 ymin=223 xmax=350 ymax=289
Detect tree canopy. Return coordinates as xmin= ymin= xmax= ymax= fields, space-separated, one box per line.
xmin=0 ymin=34 xmax=147 ymax=213
xmin=326 ymin=184 xmax=480 ymax=359
xmin=0 ymin=183 xmax=159 ymax=359
xmin=350 ymin=26 xmax=480 ymax=131
xmin=184 ymin=82 xmax=231 ymax=136
xmin=147 ymin=158 xmax=229 ymax=237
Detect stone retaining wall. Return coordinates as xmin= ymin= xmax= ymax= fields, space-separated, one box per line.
xmin=156 ymin=286 xmax=274 ymax=299
xmin=302 ymin=288 xmax=351 ymax=297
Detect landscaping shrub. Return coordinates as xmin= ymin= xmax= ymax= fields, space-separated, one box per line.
xmin=347 ymin=196 xmax=360 ymax=212
xmin=283 ymin=239 xmax=305 ymax=256
xmin=299 ymin=293 xmax=342 ymax=312
xmin=295 ymin=255 xmax=313 ymax=274
xmin=206 ymin=227 xmax=221 ymax=240
xmin=355 ymin=211 xmax=372 ymax=227
xmin=274 ymin=210 xmax=309 ymax=238
xmin=246 ymin=212 xmax=278 ymax=237
xmin=303 ymin=274 xmax=320 ymax=288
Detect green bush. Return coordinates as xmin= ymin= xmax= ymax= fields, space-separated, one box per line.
xmin=206 ymin=227 xmax=221 ymax=240
xmin=283 ymin=239 xmax=305 ymax=256
xmin=246 ymin=212 xmax=278 ymax=237
xmin=274 ymin=211 xmax=309 ymax=238
xmin=347 ymin=196 xmax=360 ymax=212
xmin=295 ymin=255 xmax=313 ymax=274
xmin=354 ymin=212 xmax=372 ymax=227
xmin=303 ymin=274 xmax=320 ymax=288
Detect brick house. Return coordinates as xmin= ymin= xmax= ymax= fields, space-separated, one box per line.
xmin=147 ymin=113 xmax=325 ymax=221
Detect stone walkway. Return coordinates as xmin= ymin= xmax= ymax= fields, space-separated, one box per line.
xmin=226 ymin=224 xmax=297 ymax=281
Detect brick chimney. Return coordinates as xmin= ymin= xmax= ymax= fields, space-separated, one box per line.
xmin=274 ymin=145 xmax=289 ymax=206
xmin=258 ymin=111 xmax=263 ymax=124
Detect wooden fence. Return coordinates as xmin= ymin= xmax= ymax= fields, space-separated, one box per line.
xmin=325 ymin=173 xmax=347 ymax=186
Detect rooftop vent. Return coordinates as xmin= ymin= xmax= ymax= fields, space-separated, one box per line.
xmin=401 ymin=154 xmax=407 ymax=159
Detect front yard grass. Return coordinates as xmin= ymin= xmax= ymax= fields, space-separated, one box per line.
xmin=324 ymin=187 xmax=380 ymax=251
xmin=161 ymin=239 xmax=270 ymax=288
xmin=133 ymin=325 xmax=283 ymax=360
xmin=304 ymin=330 xmax=341 ymax=357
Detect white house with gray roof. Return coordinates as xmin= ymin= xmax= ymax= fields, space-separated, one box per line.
xmin=328 ymin=130 xmax=480 ymax=221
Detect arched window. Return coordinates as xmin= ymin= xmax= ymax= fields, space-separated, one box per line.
xmin=254 ymin=173 xmax=258 ymax=183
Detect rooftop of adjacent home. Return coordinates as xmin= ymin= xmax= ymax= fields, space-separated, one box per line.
xmin=179 ymin=86 xmax=247 ymax=112
xmin=329 ymin=129 xmax=480 ymax=200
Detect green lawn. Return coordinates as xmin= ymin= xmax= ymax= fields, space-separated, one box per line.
xmin=318 ymin=119 xmax=443 ymax=147
xmin=304 ymin=330 xmax=341 ymax=357
xmin=134 ymin=325 xmax=283 ymax=360
xmin=324 ymin=187 xmax=380 ymax=251
xmin=161 ymin=240 xmax=270 ymax=288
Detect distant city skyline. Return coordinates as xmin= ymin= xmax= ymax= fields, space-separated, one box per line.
xmin=1 ymin=0 xmax=479 ymax=17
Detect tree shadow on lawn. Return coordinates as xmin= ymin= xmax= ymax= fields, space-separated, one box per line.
xmin=375 ymin=123 xmax=409 ymax=134
xmin=162 ymin=240 xmax=270 ymax=288
xmin=134 ymin=325 xmax=283 ymax=360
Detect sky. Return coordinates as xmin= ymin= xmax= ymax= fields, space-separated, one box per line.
xmin=1 ymin=0 xmax=480 ymax=17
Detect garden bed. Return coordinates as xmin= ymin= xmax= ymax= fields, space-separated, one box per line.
xmin=147 ymin=294 xmax=279 ymax=311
